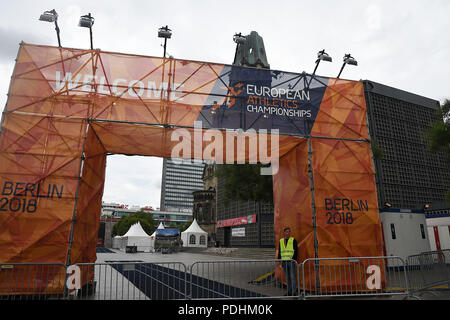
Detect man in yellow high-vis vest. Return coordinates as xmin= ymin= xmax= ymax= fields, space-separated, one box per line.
xmin=277 ymin=227 xmax=298 ymax=296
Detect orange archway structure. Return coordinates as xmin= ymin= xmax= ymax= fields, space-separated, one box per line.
xmin=0 ymin=43 xmax=384 ymax=293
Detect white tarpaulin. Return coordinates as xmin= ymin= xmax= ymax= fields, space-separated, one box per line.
xmin=181 ymin=219 xmax=208 ymax=248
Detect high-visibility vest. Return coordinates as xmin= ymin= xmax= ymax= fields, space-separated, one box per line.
xmin=279 ymin=237 xmax=295 ymax=260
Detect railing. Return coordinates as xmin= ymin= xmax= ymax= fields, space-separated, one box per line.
xmin=406 ymin=249 xmax=450 ymax=297
xmin=72 ymin=262 xmax=188 ymax=300
xmin=0 ymin=263 xmax=67 ymax=300
xmin=1 ymin=250 xmax=449 ymax=300
xmin=188 ymin=259 xmax=295 ymax=299
xmin=300 ymin=256 xmax=409 ymax=299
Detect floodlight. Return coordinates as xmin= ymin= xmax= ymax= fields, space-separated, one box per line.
xmin=79 ymin=13 xmax=94 ymax=28
xmin=312 ymin=49 xmax=332 ymax=75
xmin=337 ymin=54 xmax=358 ymax=78
xmin=317 ymin=50 xmax=332 ymax=62
xmin=158 ymin=26 xmax=172 ymax=39
xmin=158 ymin=26 xmax=172 ymax=58
xmin=39 ymin=10 xmax=58 ymax=23
xmin=39 ymin=9 xmax=61 ymax=47
xmin=344 ymin=55 xmax=358 ymax=66
xmin=78 ymin=13 xmax=94 ymax=50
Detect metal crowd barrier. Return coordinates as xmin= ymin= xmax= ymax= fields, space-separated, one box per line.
xmin=188 ymin=259 xmax=297 ymax=300
xmin=300 ymin=256 xmax=409 ymax=299
xmin=1 ymin=252 xmax=449 ymax=300
xmin=406 ymin=249 xmax=450 ymax=297
xmin=0 ymin=263 xmax=67 ymax=300
xmin=71 ymin=262 xmax=188 ymax=300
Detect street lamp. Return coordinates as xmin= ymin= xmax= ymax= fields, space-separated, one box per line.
xmin=79 ymin=13 xmax=95 ymax=50
xmin=337 ymin=54 xmax=358 ymax=79
xmin=312 ymin=49 xmax=332 ymax=75
xmin=39 ymin=9 xmax=61 ymax=47
xmin=158 ymin=25 xmax=172 ymax=58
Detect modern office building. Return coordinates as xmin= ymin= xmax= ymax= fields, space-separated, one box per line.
xmin=159 ymin=158 xmax=205 ymax=213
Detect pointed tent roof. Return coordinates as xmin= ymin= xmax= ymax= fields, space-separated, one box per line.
xmin=182 ymin=219 xmax=207 ymax=234
xmin=151 ymin=221 xmax=166 ymax=237
xmin=122 ymin=221 xmax=150 ymax=237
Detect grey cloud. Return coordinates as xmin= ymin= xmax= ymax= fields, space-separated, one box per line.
xmin=0 ymin=27 xmax=48 ymax=61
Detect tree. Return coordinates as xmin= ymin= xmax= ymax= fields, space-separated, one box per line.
xmin=424 ymin=99 xmax=450 ymax=202
xmin=175 ymin=220 xmax=192 ymax=232
xmin=112 ymin=210 xmax=156 ymax=237
xmin=370 ymin=141 xmax=384 ymax=160
xmin=215 ymin=163 xmax=273 ymax=206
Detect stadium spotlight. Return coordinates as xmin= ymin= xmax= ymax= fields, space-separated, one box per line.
xmin=158 ymin=25 xmax=172 ymax=58
xmin=39 ymin=9 xmax=61 ymax=47
xmin=312 ymin=49 xmax=332 ymax=76
xmin=79 ymin=13 xmax=95 ymax=50
xmin=337 ymin=54 xmax=358 ymax=79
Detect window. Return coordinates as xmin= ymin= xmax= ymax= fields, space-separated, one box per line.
xmin=390 ymin=223 xmax=396 ymax=240
xmin=420 ymin=224 xmax=426 ymax=239
xmin=189 ymin=235 xmax=196 ymax=245
xmin=199 ymin=235 xmax=206 ymax=245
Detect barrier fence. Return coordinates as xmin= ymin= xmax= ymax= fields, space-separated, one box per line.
xmin=406 ymin=249 xmax=450 ymax=297
xmin=300 ymin=256 xmax=409 ymax=299
xmin=0 ymin=263 xmax=67 ymax=300
xmin=0 ymin=251 xmax=449 ymax=300
xmin=189 ymin=259 xmax=292 ymax=300
xmin=72 ymin=262 xmax=188 ymax=300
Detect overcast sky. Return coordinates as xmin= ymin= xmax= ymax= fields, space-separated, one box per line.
xmin=0 ymin=1 xmax=449 ymax=208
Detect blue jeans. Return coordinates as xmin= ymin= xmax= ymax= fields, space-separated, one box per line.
xmin=282 ymin=260 xmax=297 ymax=295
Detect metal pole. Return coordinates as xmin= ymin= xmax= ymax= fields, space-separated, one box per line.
xmin=307 ymin=136 xmax=321 ymax=291
xmin=312 ymin=60 xmax=320 ymax=75
xmin=163 ymin=38 xmax=167 ymax=58
xmin=89 ymin=27 xmax=93 ymax=50
xmin=337 ymin=63 xmax=346 ymax=79
xmin=54 ymin=20 xmax=61 ymax=47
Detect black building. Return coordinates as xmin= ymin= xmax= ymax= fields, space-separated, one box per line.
xmin=363 ymin=80 xmax=450 ymax=210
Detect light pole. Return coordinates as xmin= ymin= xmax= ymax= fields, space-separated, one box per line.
xmin=79 ymin=13 xmax=95 ymax=50
xmin=158 ymin=25 xmax=172 ymax=58
xmin=39 ymin=9 xmax=61 ymax=47
xmin=312 ymin=49 xmax=332 ymax=75
xmin=337 ymin=54 xmax=358 ymax=79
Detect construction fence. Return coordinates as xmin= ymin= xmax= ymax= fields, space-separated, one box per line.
xmin=0 ymin=250 xmax=449 ymax=300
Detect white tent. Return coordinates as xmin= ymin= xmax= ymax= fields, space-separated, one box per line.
xmin=149 ymin=222 xmax=166 ymax=251
xmin=181 ymin=219 xmax=208 ymax=248
xmin=121 ymin=222 xmax=152 ymax=252
xmin=112 ymin=235 xmax=126 ymax=249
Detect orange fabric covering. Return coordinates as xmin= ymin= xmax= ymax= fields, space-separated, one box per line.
xmin=0 ymin=43 xmax=385 ymax=295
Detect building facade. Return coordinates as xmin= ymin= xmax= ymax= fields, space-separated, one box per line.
xmin=214 ymin=165 xmax=275 ymax=248
xmin=363 ymin=80 xmax=450 ymax=210
xmin=159 ymin=158 xmax=205 ymax=213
